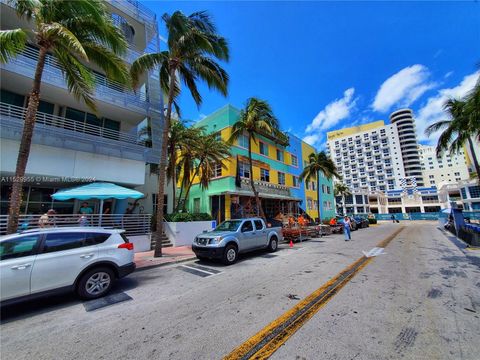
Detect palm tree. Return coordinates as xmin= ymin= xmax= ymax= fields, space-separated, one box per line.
xmin=130 ymin=11 xmax=229 ymax=256
xmin=179 ymin=133 xmax=231 ymax=209
xmin=299 ymin=152 xmax=341 ymax=223
xmin=334 ymin=182 xmax=351 ymax=216
xmin=171 ymin=122 xmax=205 ymax=211
xmin=0 ymin=0 xmax=129 ymax=234
xmin=425 ymin=96 xmax=480 ymax=179
xmin=228 ymin=98 xmax=281 ymax=219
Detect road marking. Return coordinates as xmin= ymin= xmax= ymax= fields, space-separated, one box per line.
xmin=177 ymin=264 xmax=222 ymax=278
xmin=362 ymin=247 xmax=385 ymax=257
xmin=188 ymin=263 xmax=222 ymax=274
xmin=223 ymin=226 xmax=405 ymax=360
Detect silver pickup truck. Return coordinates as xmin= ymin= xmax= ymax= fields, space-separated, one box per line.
xmin=192 ymin=218 xmax=284 ymax=265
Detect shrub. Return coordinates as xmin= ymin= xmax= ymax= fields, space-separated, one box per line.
xmin=171 ymin=212 xmax=194 ymax=222
xmin=368 ymin=218 xmax=377 ymax=224
xmin=192 ymin=213 xmax=212 ymax=221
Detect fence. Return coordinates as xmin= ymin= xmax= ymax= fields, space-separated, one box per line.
xmin=373 ymin=211 xmax=480 ymax=221
xmin=0 ymin=214 xmax=151 ymax=236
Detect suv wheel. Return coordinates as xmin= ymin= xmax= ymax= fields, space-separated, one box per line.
xmin=268 ymin=236 xmax=278 ymax=252
xmin=223 ymin=244 xmax=238 ymax=265
xmin=77 ymin=267 xmax=115 ymax=300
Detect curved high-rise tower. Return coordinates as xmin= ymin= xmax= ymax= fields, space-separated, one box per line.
xmin=389 ymin=109 xmax=424 ymax=186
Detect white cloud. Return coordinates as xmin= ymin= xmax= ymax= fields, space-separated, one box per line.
xmin=372 ymin=64 xmax=436 ymax=112
xmin=302 ymin=134 xmax=321 ymax=147
xmin=444 ymin=71 xmax=454 ymax=79
xmin=416 ymin=71 xmax=479 ymax=143
xmin=305 ymin=88 xmax=357 ymax=134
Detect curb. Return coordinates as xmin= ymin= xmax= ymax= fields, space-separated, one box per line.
xmin=135 ymin=256 xmax=197 ymax=272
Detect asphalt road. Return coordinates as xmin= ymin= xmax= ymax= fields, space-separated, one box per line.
xmin=1 ymin=222 xmax=479 ymax=360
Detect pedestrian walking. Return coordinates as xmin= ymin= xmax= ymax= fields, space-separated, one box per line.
xmin=391 ymin=214 xmax=396 ymax=223
xmin=343 ymin=216 xmax=352 ymax=241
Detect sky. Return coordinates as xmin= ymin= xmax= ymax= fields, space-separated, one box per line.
xmin=142 ymin=0 xmax=480 ymax=149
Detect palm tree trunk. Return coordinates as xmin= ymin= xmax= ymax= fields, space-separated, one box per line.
xmin=342 ymin=194 xmax=346 ymax=216
xmin=248 ymin=134 xmax=265 ymax=219
xmin=317 ymin=177 xmax=322 ymax=223
xmin=467 ymin=137 xmax=480 ymax=180
xmin=7 ymin=47 xmax=48 ymax=234
xmin=181 ymin=162 xmax=202 ymax=211
xmin=171 ymin=150 xmax=176 ymax=212
xmin=153 ymin=66 xmax=176 ymax=257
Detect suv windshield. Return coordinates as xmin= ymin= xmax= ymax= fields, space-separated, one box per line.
xmin=214 ymin=220 xmax=242 ymax=232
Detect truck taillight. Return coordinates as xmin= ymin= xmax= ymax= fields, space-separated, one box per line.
xmin=118 ymin=243 xmax=134 ymax=251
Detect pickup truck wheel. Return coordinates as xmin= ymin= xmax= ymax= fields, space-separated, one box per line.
xmin=268 ymin=236 xmax=278 ymax=252
xmin=223 ymin=244 xmax=238 ymax=265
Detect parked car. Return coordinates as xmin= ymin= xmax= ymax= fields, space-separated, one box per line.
xmin=0 ymin=227 xmax=135 ymax=305
xmin=192 ymin=218 xmax=283 ymax=265
xmin=353 ymin=216 xmax=369 ymax=228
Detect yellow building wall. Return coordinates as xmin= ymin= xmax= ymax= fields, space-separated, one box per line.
xmin=326 ymin=120 xmax=385 ymax=141
xmin=301 ymin=141 xmax=319 ymax=218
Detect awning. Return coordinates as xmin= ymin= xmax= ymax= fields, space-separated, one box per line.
xmin=52 ymin=182 xmax=144 ymax=226
xmin=52 ymin=182 xmax=143 ymax=201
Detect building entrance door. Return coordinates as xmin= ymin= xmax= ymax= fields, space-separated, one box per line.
xmin=211 ymin=195 xmax=225 ymax=223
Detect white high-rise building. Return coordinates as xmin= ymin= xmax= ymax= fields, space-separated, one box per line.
xmin=419 ymin=145 xmax=469 ymax=187
xmin=326 ymin=119 xmax=406 ymax=192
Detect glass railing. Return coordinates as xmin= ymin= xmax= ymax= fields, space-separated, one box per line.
xmin=1 ymin=102 xmax=143 ymax=146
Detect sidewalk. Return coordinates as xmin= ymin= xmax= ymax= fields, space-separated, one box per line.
xmin=134 ymin=246 xmax=196 ymax=270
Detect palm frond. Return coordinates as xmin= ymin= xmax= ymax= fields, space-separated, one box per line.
xmin=130 ymin=52 xmax=169 ymax=88
xmin=82 ymin=42 xmax=130 ymax=86
xmin=425 ymin=120 xmax=452 ymax=137
xmin=185 ymin=55 xmax=229 ymax=96
xmin=41 ymin=22 xmax=87 ymax=59
xmin=178 ymin=63 xmax=202 ymax=106
xmin=53 ymin=47 xmax=96 ymax=111
xmin=0 ymin=29 xmax=28 ymax=63
xmin=13 ymin=0 xmax=39 ymax=20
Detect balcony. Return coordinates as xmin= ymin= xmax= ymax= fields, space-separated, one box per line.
xmin=0 ymin=46 xmax=149 ymax=114
xmin=1 ymin=102 xmax=148 ymax=160
xmin=108 ymin=0 xmax=157 ymax=26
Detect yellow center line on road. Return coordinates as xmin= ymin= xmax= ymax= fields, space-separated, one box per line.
xmin=223 ymin=226 xmax=405 ymax=360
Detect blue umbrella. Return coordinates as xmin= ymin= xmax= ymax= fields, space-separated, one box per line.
xmin=52 ymin=182 xmax=144 ymax=226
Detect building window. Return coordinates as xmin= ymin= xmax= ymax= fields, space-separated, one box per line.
xmin=239 ymin=161 xmax=250 ymax=178
xmin=259 ymin=141 xmax=268 ymax=156
xmin=260 ymin=168 xmax=270 ymax=182
xmin=65 ymin=107 xmax=120 ymax=139
xmin=292 ymin=175 xmax=299 ymax=188
xmin=291 ymin=154 xmax=298 ymax=167
xmin=238 ymin=134 xmax=249 ymax=148
xmin=276 ymin=149 xmax=284 ymax=162
xmin=193 ymin=198 xmax=200 ymax=213
xmin=307 ymin=198 xmax=313 ymax=210
xmin=212 ymin=162 xmax=222 ymax=178
xmin=469 ymin=186 xmax=480 ymax=198
xmin=311 ymin=181 xmax=316 ymax=191
xmin=278 ymin=172 xmax=285 ymax=185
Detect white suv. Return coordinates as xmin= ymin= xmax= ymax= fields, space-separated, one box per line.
xmin=0 ymin=227 xmax=135 ymax=305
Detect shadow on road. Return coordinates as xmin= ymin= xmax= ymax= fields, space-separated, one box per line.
xmin=0 ymin=277 xmax=140 ymax=324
